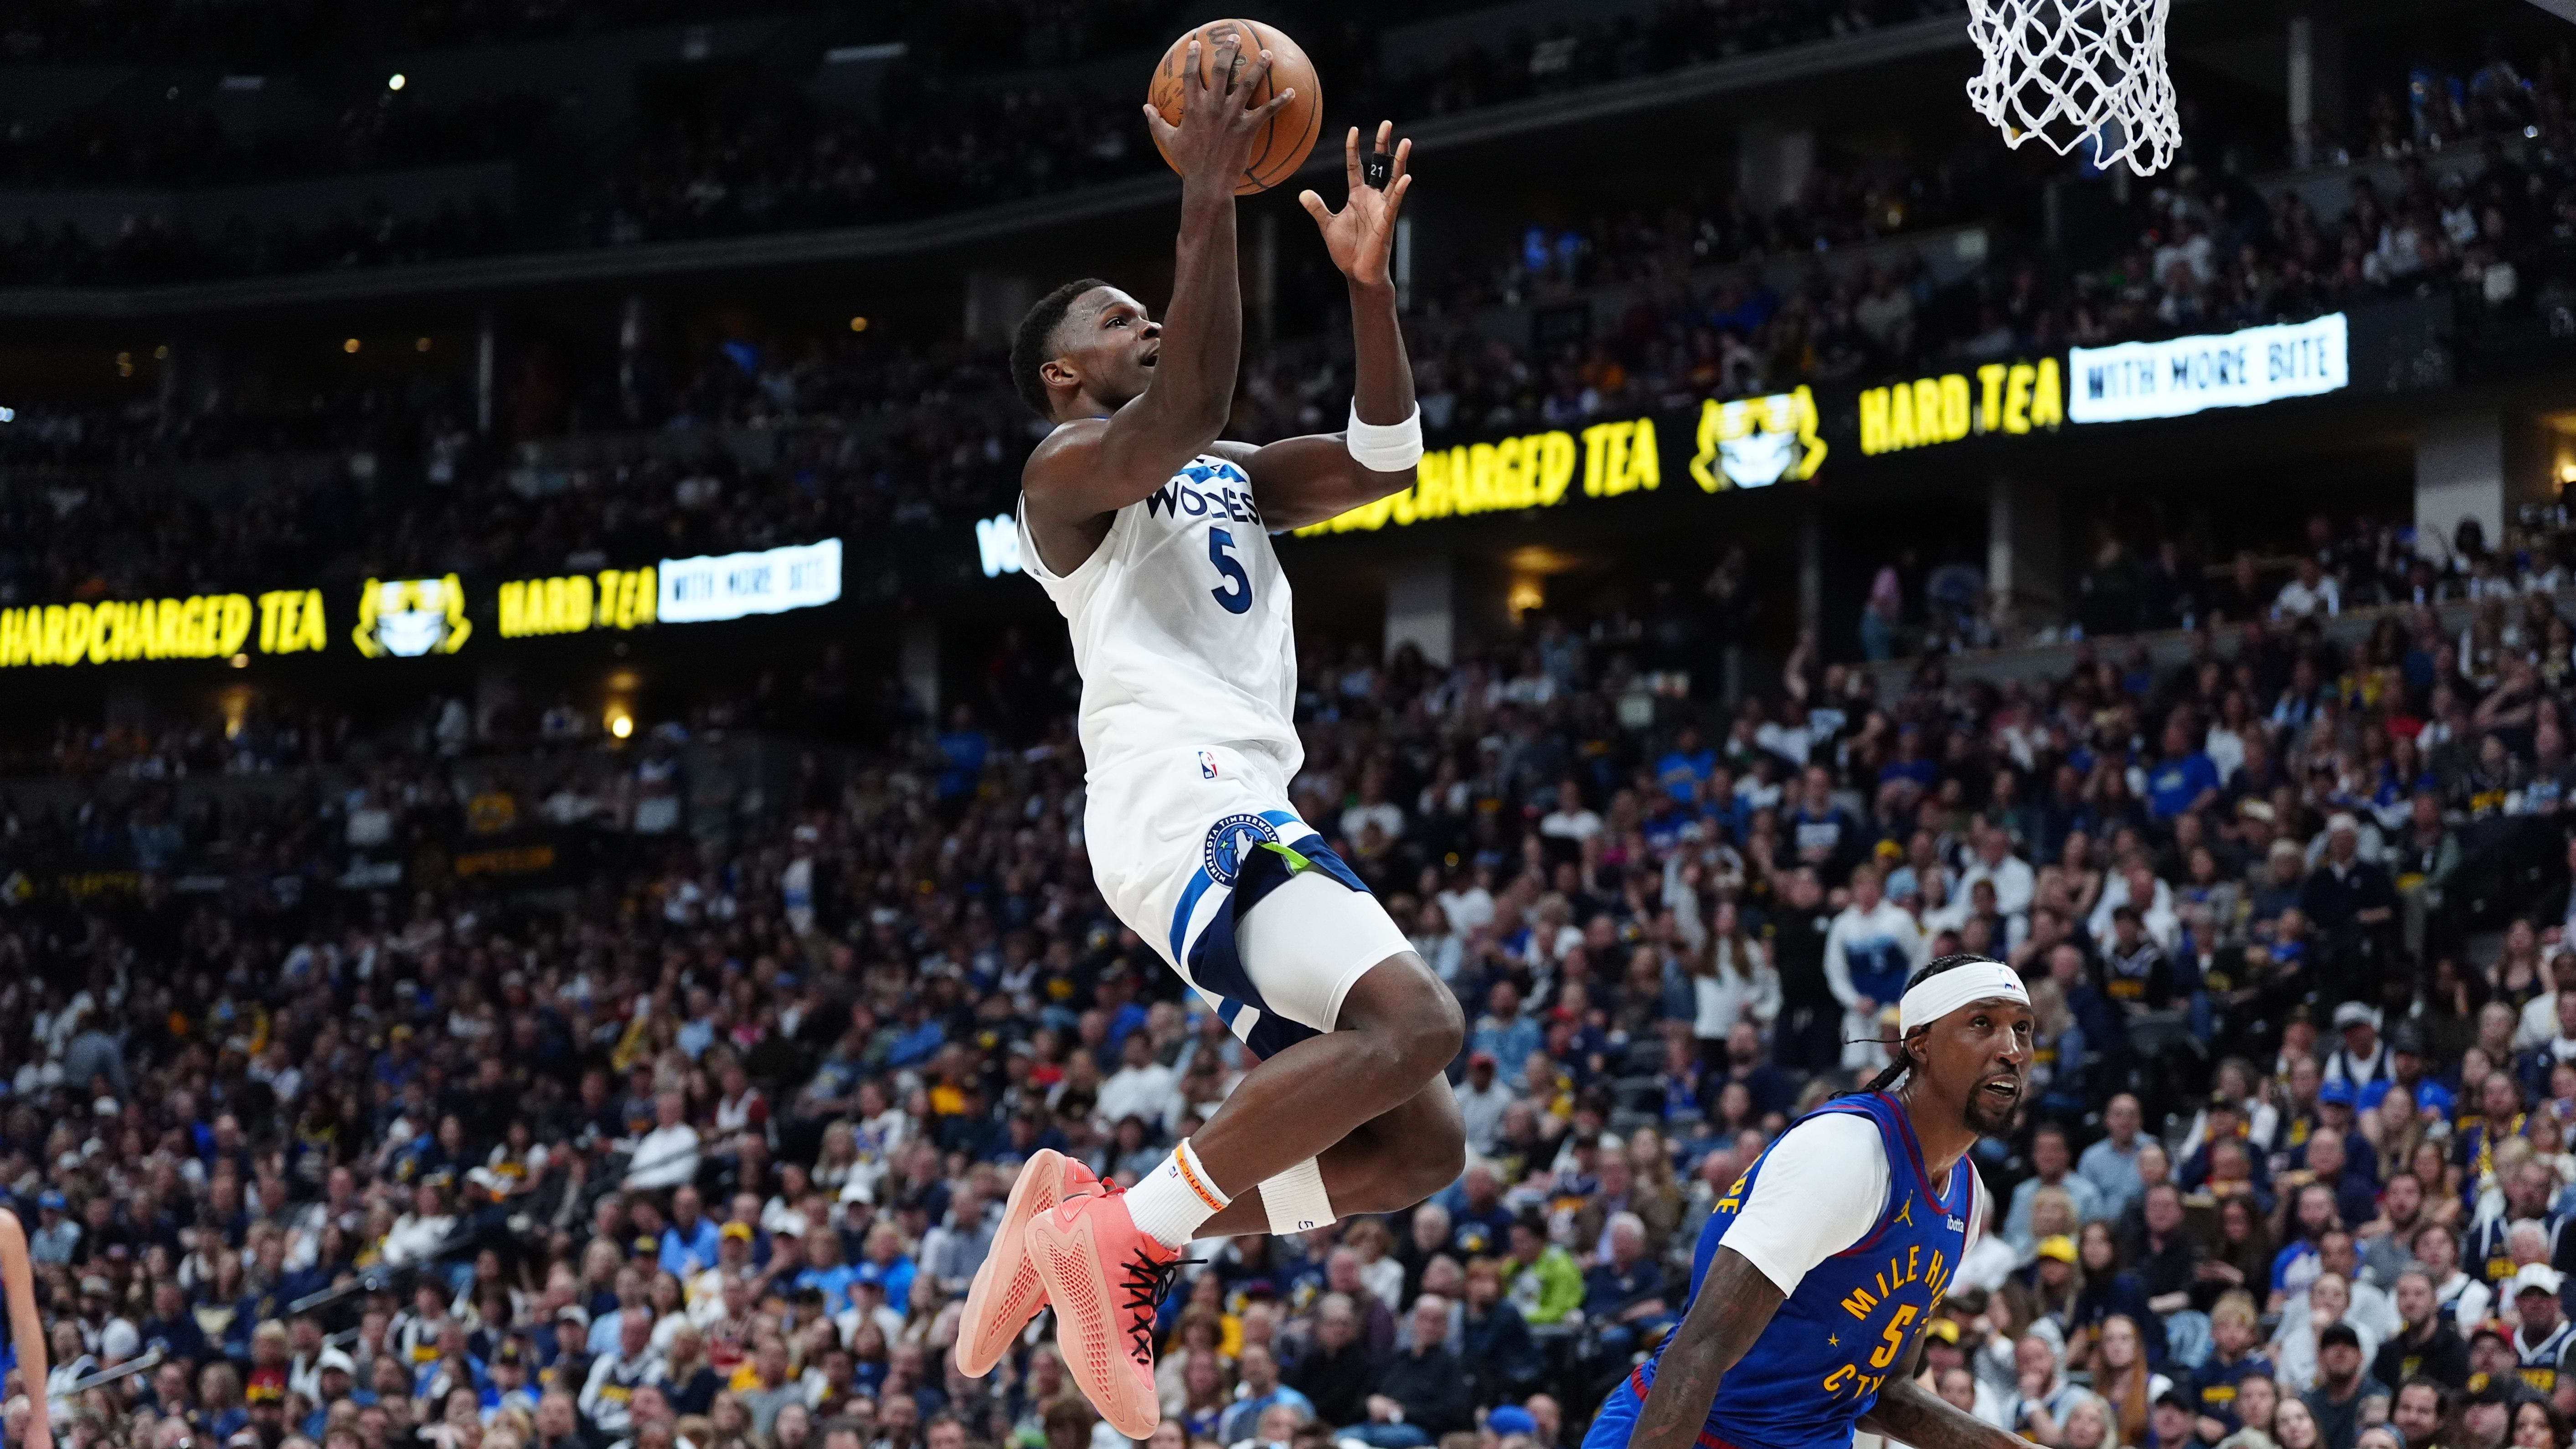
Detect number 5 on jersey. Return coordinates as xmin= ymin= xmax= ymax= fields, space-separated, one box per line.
xmin=1207 ymin=528 xmax=1252 ymax=614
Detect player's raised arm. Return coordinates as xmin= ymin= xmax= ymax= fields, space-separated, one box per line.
xmin=1021 ymin=35 xmax=1295 ymax=528
xmin=1627 ymin=1247 xmax=1789 ymax=1449
xmin=1222 ymin=122 xmax=1421 ymax=532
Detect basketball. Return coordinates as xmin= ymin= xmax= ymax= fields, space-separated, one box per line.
xmin=1148 ymin=19 xmax=1323 ymax=196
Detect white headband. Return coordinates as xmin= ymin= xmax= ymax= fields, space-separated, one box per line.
xmin=1899 ymin=960 xmax=2030 ymax=1033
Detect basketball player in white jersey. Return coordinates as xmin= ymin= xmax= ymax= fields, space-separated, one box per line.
xmin=947 ymin=36 xmax=1463 ymax=1440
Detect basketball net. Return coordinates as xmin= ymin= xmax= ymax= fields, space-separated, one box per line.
xmin=1965 ymin=0 xmax=2179 ymax=176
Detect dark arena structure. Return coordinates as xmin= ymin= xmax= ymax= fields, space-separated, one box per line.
xmin=15 ymin=1 xmax=2576 ymax=1449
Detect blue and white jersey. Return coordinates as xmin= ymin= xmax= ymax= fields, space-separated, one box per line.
xmin=1627 ymin=1093 xmax=1982 ymax=1449
xmin=1825 ymin=902 xmax=1927 ymax=1009
xmin=1016 ymin=451 xmax=1301 ymax=782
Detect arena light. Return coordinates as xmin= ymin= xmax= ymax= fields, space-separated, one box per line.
xmin=608 ymin=712 xmax=634 ymax=740
xmin=342 ymin=338 xmax=361 ymax=354
xmin=387 ymin=73 xmax=406 ymax=91
xmin=848 ymin=316 xmax=869 ymax=333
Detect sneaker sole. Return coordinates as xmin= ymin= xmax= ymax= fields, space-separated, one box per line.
xmin=1029 ymin=1206 xmax=1164 ymax=1440
xmin=952 ymin=1147 xmax=1069 ymax=1378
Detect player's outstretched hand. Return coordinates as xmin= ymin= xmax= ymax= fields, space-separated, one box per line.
xmin=1143 ymin=35 xmax=1298 ymax=190
xmin=1299 ymin=121 xmax=1413 ymax=289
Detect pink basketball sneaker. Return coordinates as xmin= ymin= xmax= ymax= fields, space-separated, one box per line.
xmin=951 ymin=1148 xmax=1100 ymax=1378
xmin=1026 ymin=1187 xmax=1185 ymax=1440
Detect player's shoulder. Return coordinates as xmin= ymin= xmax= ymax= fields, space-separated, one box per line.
xmin=1770 ymin=1106 xmax=1889 ymax=1163
xmin=1022 ymin=417 xmax=1109 ymax=488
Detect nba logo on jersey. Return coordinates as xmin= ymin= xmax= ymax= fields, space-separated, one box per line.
xmin=1202 ymin=812 xmax=1279 ymax=887
xmin=1199 ymin=750 xmax=1219 ymax=779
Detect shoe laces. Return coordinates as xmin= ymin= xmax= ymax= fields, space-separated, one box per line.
xmin=1117 ymin=1248 xmax=1188 ymax=1365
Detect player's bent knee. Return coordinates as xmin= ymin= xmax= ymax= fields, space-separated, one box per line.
xmin=1343 ymin=953 xmax=1463 ymax=1079
xmin=1396 ymin=1109 xmax=1467 ymax=1204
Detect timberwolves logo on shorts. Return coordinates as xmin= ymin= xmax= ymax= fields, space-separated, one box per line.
xmin=1202 ymin=813 xmax=1280 ymax=887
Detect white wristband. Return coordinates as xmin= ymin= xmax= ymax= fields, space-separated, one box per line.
xmin=1261 ymin=1156 xmax=1335 ymax=1235
xmin=1346 ymin=402 xmax=1423 ymax=472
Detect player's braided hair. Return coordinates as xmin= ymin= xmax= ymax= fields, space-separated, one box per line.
xmin=1010 ymin=278 xmax=1111 ymax=418
xmin=1846 ymin=953 xmax=2003 ymax=1097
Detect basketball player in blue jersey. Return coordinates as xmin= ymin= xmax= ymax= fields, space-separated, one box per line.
xmin=954 ymin=31 xmax=1463 ymax=1447
xmin=1594 ymin=954 xmax=2040 ymax=1449
xmin=0 ymin=1203 xmax=53 ymax=1449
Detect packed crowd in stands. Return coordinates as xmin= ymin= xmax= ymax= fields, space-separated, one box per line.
xmin=16 ymin=495 xmax=2576 ymax=1449
xmin=1859 ymin=511 xmax=2576 ymax=660
xmin=0 ymin=95 xmax=559 ymax=190
xmin=0 ymin=0 xmax=2551 ymax=287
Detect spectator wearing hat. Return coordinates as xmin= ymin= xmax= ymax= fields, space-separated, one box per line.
xmin=26 ymin=1191 xmax=77 ymax=1266
xmin=2505 ymin=1264 xmax=2576 ymax=1398
xmin=1499 ymin=1213 xmax=1583 ymax=1333
xmin=2458 ymin=1378 xmax=2516 ymax=1449
xmin=2099 ymin=907 xmax=2179 ymax=1016
xmin=299 ymin=1348 xmax=360 ymax=1437
xmin=2146 ymin=1387 xmax=2201 ymax=1449
xmin=1484 ymin=1405 xmax=1540 ymax=1446
xmin=2325 ymin=1006 xmax=2394 ymax=1095
xmin=2369 ymin=1024 xmax=2455 ymax=1120
xmin=1455 ymin=1053 xmax=1513 ymax=1156
xmin=2301 ymin=1319 xmax=2391 ymax=1449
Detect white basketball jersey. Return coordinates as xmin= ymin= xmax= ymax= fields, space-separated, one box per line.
xmin=1015 ymin=450 xmax=1302 ymax=781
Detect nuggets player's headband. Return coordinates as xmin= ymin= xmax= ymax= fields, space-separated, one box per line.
xmin=1899 ymin=960 xmax=2030 ymax=1033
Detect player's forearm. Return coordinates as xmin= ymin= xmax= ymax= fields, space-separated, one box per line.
xmin=1860 ymin=1377 xmax=2029 ymax=1449
xmin=1348 ymin=278 xmax=1414 ymax=428
xmin=1629 ymin=1251 xmax=1783 ymax=1449
xmin=1147 ymin=179 xmax=1244 ymax=438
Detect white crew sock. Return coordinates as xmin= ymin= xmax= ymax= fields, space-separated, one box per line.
xmin=1125 ymin=1138 xmax=1229 ymax=1249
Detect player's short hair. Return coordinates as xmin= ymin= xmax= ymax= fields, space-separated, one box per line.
xmin=1011 ymin=278 xmax=1110 ymax=418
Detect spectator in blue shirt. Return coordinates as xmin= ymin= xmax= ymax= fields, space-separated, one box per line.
xmin=2077 ymin=1093 xmax=2152 ymax=1220
xmin=139 ymin=1279 xmax=211 ymax=1365
xmin=853 ymin=1221 xmax=917 ymax=1310
xmin=1216 ymin=1344 xmax=1314 ymax=1444
xmin=1470 ymin=981 xmax=1542 ymax=1074
xmin=1581 ymin=1214 xmax=1673 ymax=1359
xmin=2146 ymin=715 xmax=2224 ymax=821
xmin=793 ymin=1227 xmax=861 ymax=1315
xmin=658 ymin=1185 xmax=724 ymax=1279
xmin=1656 ymin=727 xmax=1716 ymax=804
